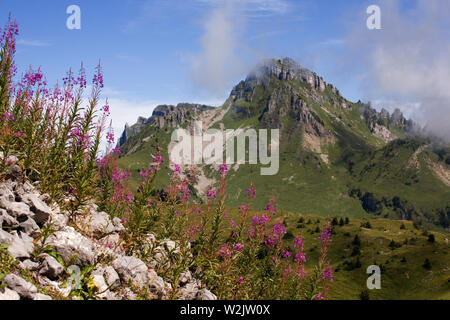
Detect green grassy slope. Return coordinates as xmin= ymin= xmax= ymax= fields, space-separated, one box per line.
xmin=117 ymin=62 xmax=450 ymax=230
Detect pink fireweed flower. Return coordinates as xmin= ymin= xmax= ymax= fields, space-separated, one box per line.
xmin=24 ymin=69 xmax=44 ymax=87
xmin=185 ymin=224 xmax=202 ymax=241
xmin=319 ymin=224 xmax=332 ymax=245
xmin=271 ymin=256 xmax=281 ymax=265
xmin=251 ymin=214 xmax=270 ymax=226
xmin=77 ymin=64 xmax=87 ymax=89
xmin=264 ymin=223 xmax=286 ymax=248
xmin=206 ymin=188 xmax=216 ymax=200
xmin=92 ymin=63 xmax=104 ymax=88
xmin=178 ymin=183 xmax=190 ymax=201
xmin=153 ymin=155 xmax=164 ymax=171
xmin=106 ymin=131 xmax=114 ymax=144
xmin=238 ymin=204 xmax=247 ymax=213
xmin=112 ymin=168 xmax=131 ymax=183
xmin=322 ymin=267 xmax=333 ymax=282
xmin=123 ymin=193 xmax=133 ymax=203
xmin=282 ymin=265 xmax=293 ymax=281
xmin=120 ymin=218 xmax=127 ymax=224
xmin=218 ymin=244 xmax=233 ymax=259
xmin=2 ymin=112 xmax=14 ymax=121
xmin=314 ymin=293 xmax=325 ymax=300
xmin=294 ymin=252 xmax=306 ymax=263
xmin=102 ymin=103 xmax=110 ymax=116
xmin=106 ymin=131 xmax=115 ymax=145
xmin=139 ymin=167 xmax=154 ymax=182
xmin=265 ymin=202 xmax=277 ymax=214
xmin=171 ymin=164 xmax=181 ymax=174
xmin=218 ymin=243 xmax=243 ymax=258
xmin=296 ymin=266 xmax=307 ymax=279
xmin=5 ymin=158 xmax=15 ymax=167
xmin=281 ymin=249 xmax=291 ymax=259
xmin=222 ymin=211 xmax=229 ymax=220
xmin=112 ymin=147 xmax=121 ymax=154
xmin=246 ymin=185 xmax=256 ymax=199
xmin=13 ymin=131 xmax=23 ymax=138
xmin=238 ymin=277 xmax=244 ymax=285
xmin=294 ymin=236 xmax=304 ymax=249
xmin=218 ymin=163 xmax=228 ymax=176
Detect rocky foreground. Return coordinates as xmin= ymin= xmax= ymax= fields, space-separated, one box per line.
xmin=0 ymin=155 xmax=216 ymax=300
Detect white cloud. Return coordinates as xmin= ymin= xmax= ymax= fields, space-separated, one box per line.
xmin=188 ymin=0 xmax=302 ymax=95
xmin=190 ymin=0 xmax=249 ymax=95
xmin=345 ymin=0 xmax=450 ymax=140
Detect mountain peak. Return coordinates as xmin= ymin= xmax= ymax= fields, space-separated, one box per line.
xmin=244 ymin=57 xmax=335 ymax=94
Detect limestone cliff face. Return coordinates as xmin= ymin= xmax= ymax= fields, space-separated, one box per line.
xmin=118 ymin=104 xmax=214 ymax=147
xmin=227 ymin=58 xmax=337 ymax=154
xmin=359 ymin=102 xmax=414 ymax=141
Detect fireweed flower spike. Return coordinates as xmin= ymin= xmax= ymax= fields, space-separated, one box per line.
xmin=206 ymin=188 xmax=216 ymax=201
xmin=171 ymin=163 xmax=181 ymax=174
xmin=92 ymin=62 xmax=104 ymax=89
xmin=322 ymin=267 xmax=333 ymax=282
xmin=218 ymin=163 xmax=228 ymax=177
xmin=281 ymin=250 xmax=291 ymax=259
xmin=246 ymin=184 xmax=256 ymax=199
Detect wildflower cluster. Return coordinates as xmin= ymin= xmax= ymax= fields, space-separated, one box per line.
xmin=0 ymin=17 xmax=109 ymax=215
xmin=0 ymin=17 xmax=334 ymax=301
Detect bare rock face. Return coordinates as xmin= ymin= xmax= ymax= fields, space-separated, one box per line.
xmin=0 ymin=287 xmax=21 ymax=300
xmin=19 ymin=217 xmax=41 ymax=238
xmin=0 ymin=229 xmax=13 ymax=244
xmin=197 ymin=288 xmax=217 ymax=300
xmin=46 ymin=226 xmax=97 ymax=267
xmin=0 ymin=184 xmax=15 ymax=201
xmin=19 ymin=259 xmax=39 ymax=271
xmin=75 ymin=210 xmax=123 ymax=236
xmin=177 ymin=282 xmax=199 ymax=300
xmin=3 ymin=274 xmax=38 ymax=300
xmin=33 ymin=293 xmax=52 ymax=300
xmin=38 ymin=253 xmax=64 ymax=280
xmin=0 ymin=230 xmax=34 ymax=259
xmin=19 ymin=193 xmax=52 ymax=225
xmin=112 ymin=256 xmax=149 ymax=288
xmin=117 ymin=103 xmax=214 ymax=147
xmin=0 ymin=178 xmax=216 ymax=301
xmin=112 ymin=256 xmax=166 ymax=299
xmin=243 ymin=58 xmax=328 ymax=92
xmin=0 ymin=208 xmax=19 ymax=228
xmin=93 ymin=266 xmax=121 ymax=290
xmin=0 ymin=198 xmax=34 ymax=220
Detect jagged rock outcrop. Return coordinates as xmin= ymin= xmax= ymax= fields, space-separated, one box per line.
xmin=0 ymin=157 xmax=216 ymax=301
xmin=359 ymin=101 xmax=414 ymax=141
xmin=118 ymin=103 xmax=215 ymax=147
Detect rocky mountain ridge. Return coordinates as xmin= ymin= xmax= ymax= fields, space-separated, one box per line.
xmin=118 ymin=103 xmax=215 ymax=146
xmin=119 ymin=58 xmax=412 ymax=147
xmin=116 ymin=57 xmax=450 ymax=230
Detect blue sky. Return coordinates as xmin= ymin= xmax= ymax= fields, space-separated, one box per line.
xmin=2 ymin=0 xmax=449 ymax=140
